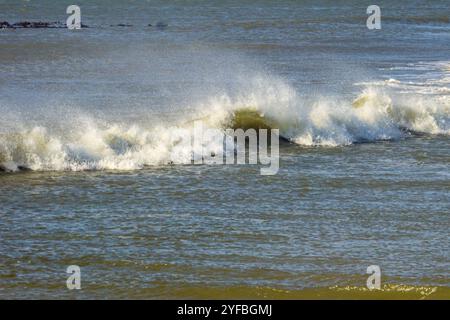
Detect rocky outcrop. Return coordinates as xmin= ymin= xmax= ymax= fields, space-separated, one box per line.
xmin=0 ymin=21 xmax=89 ymax=29
xmin=0 ymin=21 xmax=169 ymax=29
xmin=0 ymin=21 xmax=11 ymax=28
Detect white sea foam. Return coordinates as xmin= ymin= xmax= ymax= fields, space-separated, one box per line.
xmin=1 ymin=70 xmax=449 ymax=172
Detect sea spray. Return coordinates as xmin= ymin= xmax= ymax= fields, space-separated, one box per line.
xmin=0 ymin=80 xmax=449 ymax=172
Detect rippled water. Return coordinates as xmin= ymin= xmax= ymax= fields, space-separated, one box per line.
xmin=0 ymin=0 xmax=449 ymax=299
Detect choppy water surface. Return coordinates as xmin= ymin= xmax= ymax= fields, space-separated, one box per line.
xmin=0 ymin=0 xmax=449 ymax=299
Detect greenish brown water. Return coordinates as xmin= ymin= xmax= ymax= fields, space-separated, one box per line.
xmin=0 ymin=0 xmax=449 ymax=299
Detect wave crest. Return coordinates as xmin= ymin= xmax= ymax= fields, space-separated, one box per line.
xmin=1 ymin=77 xmax=449 ymax=172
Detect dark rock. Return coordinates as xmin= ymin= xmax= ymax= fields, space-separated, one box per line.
xmin=5 ymin=21 xmax=88 ymax=29
xmin=12 ymin=21 xmax=32 ymax=28
xmin=11 ymin=21 xmax=65 ymax=28
xmin=112 ymin=23 xmax=132 ymax=27
xmin=0 ymin=21 xmax=11 ymax=28
xmin=30 ymin=22 xmax=51 ymax=28
xmin=156 ymin=21 xmax=168 ymax=29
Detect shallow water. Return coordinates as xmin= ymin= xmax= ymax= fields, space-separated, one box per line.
xmin=0 ymin=0 xmax=449 ymax=299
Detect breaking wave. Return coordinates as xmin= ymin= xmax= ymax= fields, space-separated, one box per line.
xmin=1 ymin=71 xmax=449 ymax=172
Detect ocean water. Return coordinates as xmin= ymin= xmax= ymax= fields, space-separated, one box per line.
xmin=0 ymin=0 xmax=449 ymax=299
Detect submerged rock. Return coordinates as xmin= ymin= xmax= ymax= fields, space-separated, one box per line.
xmin=155 ymin=21 xmax=168 ymax=29
xmin=112 ymin=23 xmax=133 ymax=27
